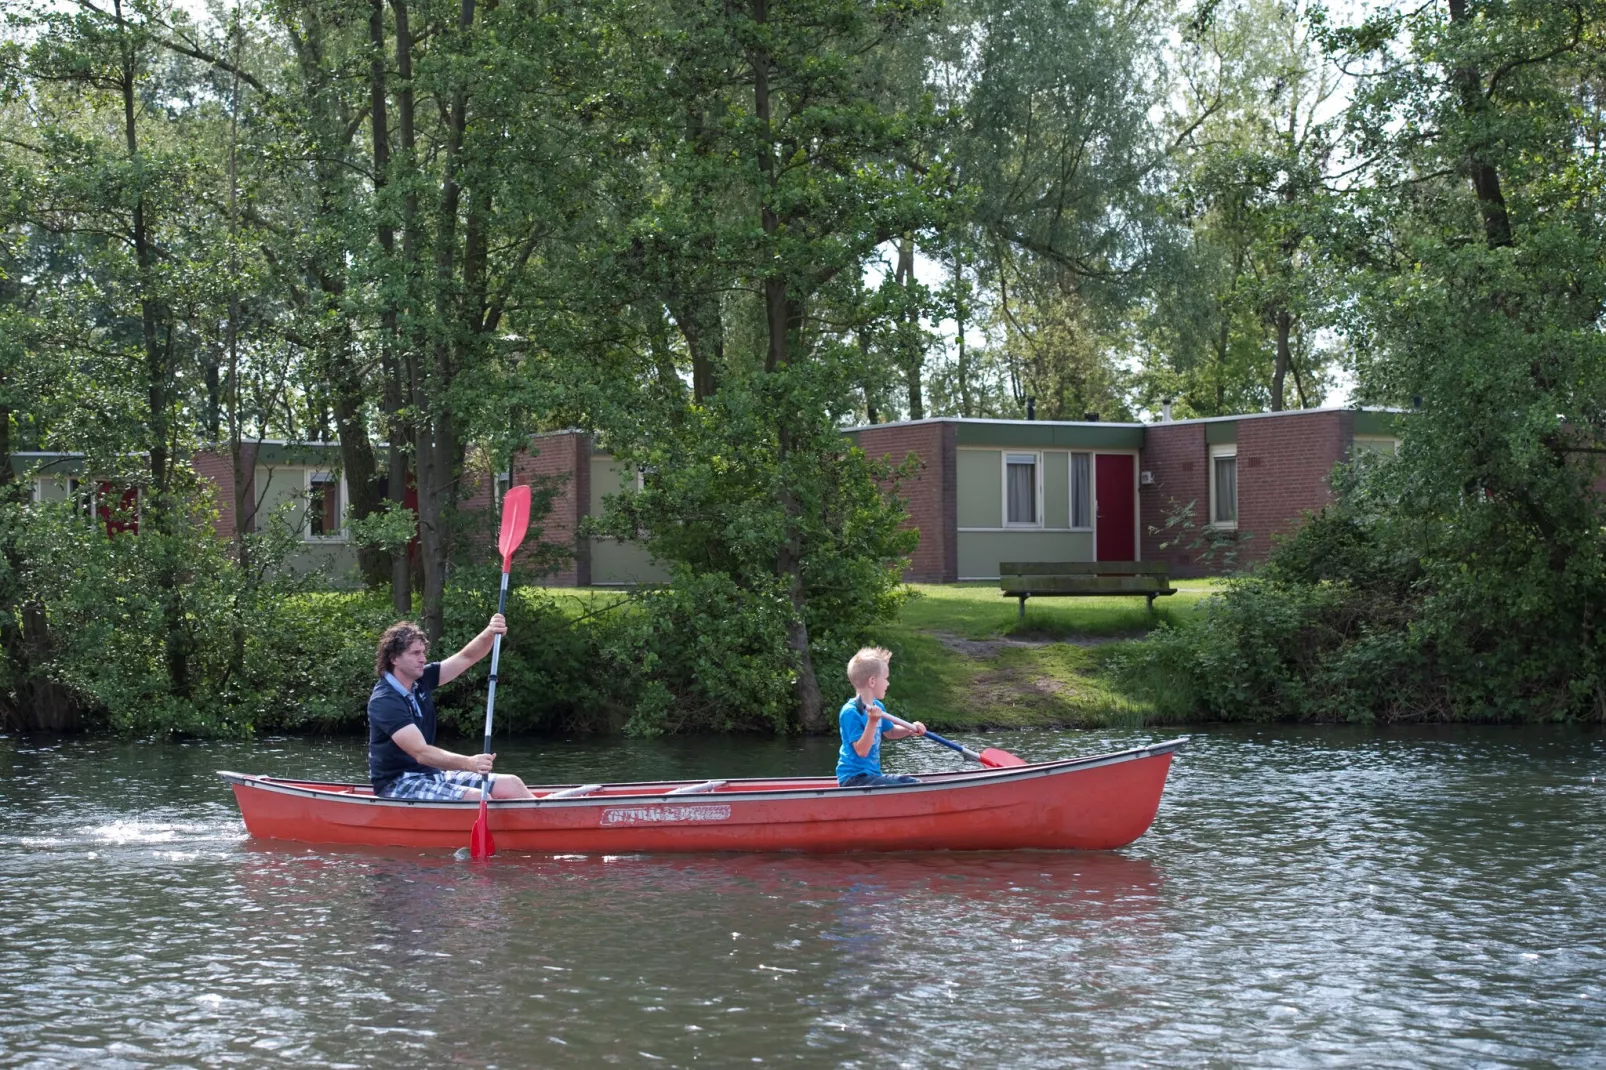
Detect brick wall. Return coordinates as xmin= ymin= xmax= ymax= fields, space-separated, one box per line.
xmin=517 ymin=431 xmax=590 ymax=586
xmin=854 ymin=421 xmax=957 ymax=582
xmin=192 ymin=445 xmax=257 ymax=539
xmin=1138 ymin=422 xmax=1211 ymax=576
xmin=1237 ymin=410 xmax=1349 ymax=565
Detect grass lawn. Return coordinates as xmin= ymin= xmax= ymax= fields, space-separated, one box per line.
xmin=521 ymin=579 xmax=1224 ymax=731
xmin=871 ymin=581 xmax=1222 ymax=731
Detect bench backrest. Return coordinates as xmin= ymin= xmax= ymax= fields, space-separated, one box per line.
xmin=999 ymin=561 xmax=1168 ymax=577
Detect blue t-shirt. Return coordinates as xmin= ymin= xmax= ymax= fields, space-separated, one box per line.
xmin=368 ymin=663 xmax=443 ymax=793
xmin=836 ymin=697 xmax=895 ymax=783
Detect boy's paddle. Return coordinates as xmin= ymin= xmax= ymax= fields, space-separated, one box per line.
xmin=879 ymin=710 xmax=1027 ymax=769
xmin=469 ymin=484 xmax=533 ymax=861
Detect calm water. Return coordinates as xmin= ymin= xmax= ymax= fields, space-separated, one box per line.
xmin=1 ymin=726 xmax=1602 ymax=1068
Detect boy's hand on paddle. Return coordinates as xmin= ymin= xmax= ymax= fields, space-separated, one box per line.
xmin=865 ymin=704 xmax=883 ymax=723
xmin=487 ymin=613 xmax=507 ymax=636
xmin=466 ymin=752 xmax=496 ymax=774
xmin=909 ymin=721 xmax=927 ymax=735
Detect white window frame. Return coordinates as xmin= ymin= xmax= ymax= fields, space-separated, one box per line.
xmin=304 ymin=469 xmax=348 ymax=543
xmin=1069 ymin=451 xmax=1092 ymax=531
xmin=1208 ymin=444 xmax=1238 ymax=530
xmin=1002 ymin=451 xmax=1043 ymax=528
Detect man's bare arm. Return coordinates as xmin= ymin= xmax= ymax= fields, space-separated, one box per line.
xmin=391 ymin=723 xmax=494 ymax=774
xmin=438 ymin=614 xmax=507 ymax=686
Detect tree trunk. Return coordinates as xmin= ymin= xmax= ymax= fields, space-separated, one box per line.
xmin=370 ymin=0 xmax=412 ymax=615
xmin=895 ymin=235 xmax=923 ymax=420
xmin=0 ymin=402 xmax=78 ymax=732
xmin=411 ymin=0 xmax=478 ymax=641
xmin=1447 ymin=0 xmax=1513 ymax=249
xmin=289 ymin=2 xmax=386 ymax=587
xmin=752 ymin=0 xmax=824 ymax=731
xmin=392 ymin=0 xmax=425 ymax=618
xmin=953 ymin=249 xmax=971 ymax=417
xmin=116 ymin=0 xmax=191 ymax=700
xmin=1271 ymin=307 xmax=1291 ymax=411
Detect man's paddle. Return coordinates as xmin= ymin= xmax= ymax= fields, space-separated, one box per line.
xmin=879 ymin=710 xmax=1027 ymax=769
xmin=469 ymin=483 xmax=533 ymax=860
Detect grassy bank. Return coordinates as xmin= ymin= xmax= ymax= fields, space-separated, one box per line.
xmin=867 ymin=582 xmax=1220 ymax=731
xmin=520 ymin=580 xmax=1223 ymax=732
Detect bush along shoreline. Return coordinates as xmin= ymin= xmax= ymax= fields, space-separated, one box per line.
xmin=1114 ymin=473 xmax=1606 ymax=725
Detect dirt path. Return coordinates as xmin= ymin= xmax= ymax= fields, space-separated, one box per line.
xmin=932 ymin=631 xmax=1127 ymax=658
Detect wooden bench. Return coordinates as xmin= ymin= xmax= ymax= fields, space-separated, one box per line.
xmin=1000 ymin=561 xmax=1177 ymax=618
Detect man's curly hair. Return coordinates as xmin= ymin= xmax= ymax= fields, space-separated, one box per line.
xmin=375 ymin=621 xmax=430 ymax=677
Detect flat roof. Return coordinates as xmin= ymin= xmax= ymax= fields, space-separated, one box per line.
xmin=840 ymin=406 xmax=1406 ymax=434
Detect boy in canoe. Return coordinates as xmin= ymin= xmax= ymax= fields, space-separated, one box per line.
xmin=367 ymin=617 xmax=535 ymax=801
xmin=837 ymin=646 xmax=927 ymax=787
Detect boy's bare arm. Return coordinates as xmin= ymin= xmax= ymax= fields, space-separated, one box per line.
xmin=852 ymin=706 xmax=882 ymax=757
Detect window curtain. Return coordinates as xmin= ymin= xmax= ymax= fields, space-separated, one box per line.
xmin=1213 ymin=456 xmax=1237 ymax=524
xmin=1071 ymin=453 xmax=1091 ymax=528
xmin=1006 ymin=459 xmax=1036 ymax=524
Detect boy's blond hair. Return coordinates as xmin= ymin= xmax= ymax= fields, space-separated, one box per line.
xmin=846 ymin=646 xmax=893 ymax=689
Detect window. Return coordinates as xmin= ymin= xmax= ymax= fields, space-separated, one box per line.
xmin=1070 ymin=452 xmax=1091 ymax=529
xmin=1004 ymin=453 xmax=1040 ymax=526
xmin=306 ymin=471 xmax=342 ymax=539
xmin=1353 ymin=435 xmax=1400 ymax=458
xmin=1209 ymin=445 xmax=1237 ymax=528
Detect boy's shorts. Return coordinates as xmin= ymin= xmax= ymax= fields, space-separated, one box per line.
xmin=381 ymin=770 xmax=493 ymax=801
xmin=838 ymin=772 xmax=919 ymax=788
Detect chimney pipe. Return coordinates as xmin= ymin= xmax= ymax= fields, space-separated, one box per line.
xmin=1026 ymin=396 xmax=1036 ymax=420
xmin=1084 ymin=411 xmax=1100 ymax=422
xmin=1161 ymin=399 xmax=1173 ymax=422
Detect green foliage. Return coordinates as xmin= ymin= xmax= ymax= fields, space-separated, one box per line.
xmin=595 ymin=367 xmax=919 ymax=732
xmin=344 ymin=501 xmax=419 ymax=556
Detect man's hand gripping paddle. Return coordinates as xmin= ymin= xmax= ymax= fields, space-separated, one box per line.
xmin=469 ymin=484 xmax=532 ymax=860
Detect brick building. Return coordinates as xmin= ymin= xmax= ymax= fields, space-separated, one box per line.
xmin=13 ymin=407 xmax=1403 ymax=585
xmin=847 ymin=408 xmax=1403 ymax=581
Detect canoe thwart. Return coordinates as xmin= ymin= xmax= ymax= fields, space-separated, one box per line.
xmin=665 ymin=779 xmax=727 ymax=795
xmin=543 ymin=783 xmax=602 ymax=799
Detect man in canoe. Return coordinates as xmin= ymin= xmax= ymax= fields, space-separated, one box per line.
xmin=368 ymin=617 xmax=534 ymax=801
xmin=837 ymin=646 xmax=927 ymax=787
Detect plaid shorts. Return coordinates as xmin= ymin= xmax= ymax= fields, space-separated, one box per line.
xmin=381 ymin=770 xmax=494 ymax=802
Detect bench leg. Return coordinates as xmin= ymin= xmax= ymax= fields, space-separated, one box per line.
xmin=1146 ymin=593 xmax=1156 ymax=613
xmin=1018 ymin=595 xmax=1026 ymax=619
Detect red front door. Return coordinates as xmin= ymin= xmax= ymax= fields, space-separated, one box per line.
xmin=1095 ymin=454 xmax=1136 ymax=561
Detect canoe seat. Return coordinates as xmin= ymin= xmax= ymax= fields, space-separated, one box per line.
xmin=666 ymin=779 xmax=727 ymax=795
xmin=544 ymin=783 xmax=601 ymax=799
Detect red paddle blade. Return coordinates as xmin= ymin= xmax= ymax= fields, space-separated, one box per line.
xmin=469 ymin=796 xmax=495 ymax=859
xmin=979 ymin=747 xmax=1028 ymax=768
xmin=498 ymin=485 xmax=532 ymax=571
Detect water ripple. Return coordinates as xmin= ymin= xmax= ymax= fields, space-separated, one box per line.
xmin=0 ymin=727 xmax=1602 ymax=1067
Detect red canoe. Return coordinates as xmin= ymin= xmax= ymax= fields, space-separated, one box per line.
xmin=218 ymin=738 xmax=1183 ymax=854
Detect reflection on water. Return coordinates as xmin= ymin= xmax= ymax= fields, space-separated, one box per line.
xmin=1 ymin=726 xmax=1603 ymax=1067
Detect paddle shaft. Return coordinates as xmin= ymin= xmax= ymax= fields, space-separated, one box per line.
xmin=877 ymin=709 xmax=984 ymax=763
xmin=481 ymin=569 xmax=510 ymax=767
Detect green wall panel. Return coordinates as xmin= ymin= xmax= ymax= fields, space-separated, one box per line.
xmin=1043 ymin=452 xmax=1069 ymax=529
xmin=1204 ymin=421 xmax=1238 ymax=445
xmin=956 ymin=449 xmax=1002 ymax=528
xmin=590 ymin=456 xmax=633 ymax=514
xmin=1353 ymin=410 xmax=1405 ymax=437
xmin=590 ymin=538 xmax=669 ymax=585
xmin=957 ymin=531 xmax=1094 ymax=580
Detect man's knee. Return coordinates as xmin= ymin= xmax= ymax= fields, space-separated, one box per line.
xmin=492 ymin=775 xmax=529 ymax=799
